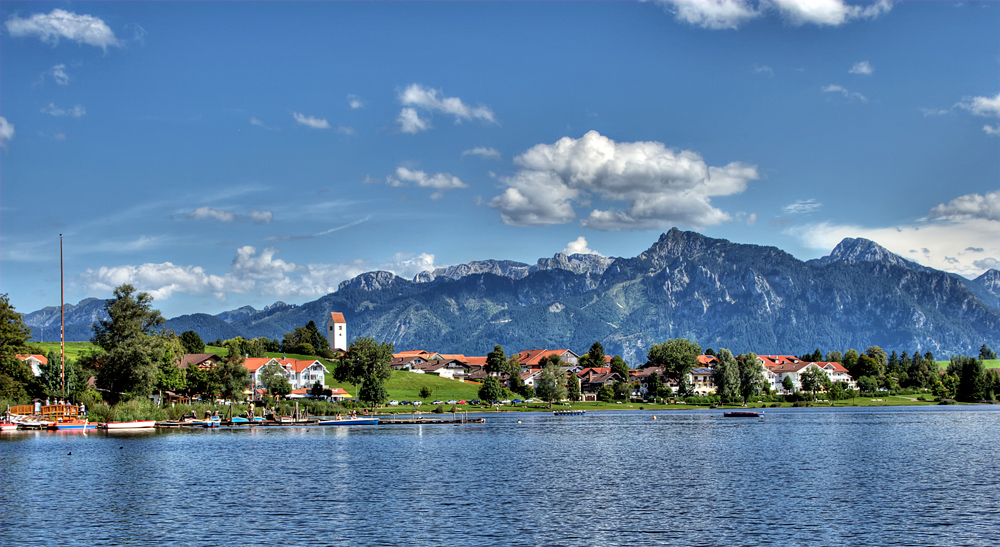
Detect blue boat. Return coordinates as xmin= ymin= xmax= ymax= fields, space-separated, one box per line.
xmin=229 ymin=417 xmax=264 ymax=424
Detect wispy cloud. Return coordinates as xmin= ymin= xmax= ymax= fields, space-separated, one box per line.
xmin=462 ymin=147 xmax=501 ymax=159
xmin=347 ymin=94 xmax=364 ymax=109
xmin=397 ymin=84 xmax=497 ymax=133
xmin=184 ymin=206 xmax=274 ymax=224
xmin=51 ymin=64 xmax=70 ymax=85
xmin=0 ymin=116 xmax=14 ymax=148
xmin=753 ymin=64 xmax=774 ymax=76
xmin=250 ymin=117 xmax=280 ymax=131
xmin=822 ymin=84 xmax=867 ymax=102
xmin=41 ymin=103 xmax=86 ymax=117
xmin=4 ymin=9 xmax=120 ymax=49
xmin=292 ymin=112 xmax=330 ymax=129
xmin=783 ymin=199 xmax=822 ymax=214
xmin=658 ymin=0 xmax=892 ymax=30
xmin=849 ymin=61 xmax=874 ymax=75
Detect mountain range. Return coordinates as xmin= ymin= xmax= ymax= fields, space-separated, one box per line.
xmin=23 ymin=229 xmax=1000 ymax=366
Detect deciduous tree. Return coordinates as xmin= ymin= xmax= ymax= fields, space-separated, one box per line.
xmin=713 ymin=349 xmax=740 ymax=403
xmin=647 ymin=338 xmax=700 ymax=397
xmin=91 ymin=284 xmax=167 ymax=401
xmin=736 ymin=352 xmax=764 ymax=405
xmin=179 ymin=330 xmax=205 ymax=354
xmin=535 ymin=362 xmax=567 ymax=406
xmin=486 ymin=345 xmax=507 ymax=376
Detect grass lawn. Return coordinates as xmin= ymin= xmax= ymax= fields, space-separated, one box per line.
xmin=33 ymin=341 xmax=96 ymax=361
xmin=937 ymin=359 xmax=1000 ymax=371
xmin=325 ymin=370 xmax=481 ymax=402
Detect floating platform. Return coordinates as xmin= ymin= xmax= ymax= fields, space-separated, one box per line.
xmin=723 ymin=411 xmax=763 ymax=418
xmin=553 ymin=410 xmax=586 ymax=416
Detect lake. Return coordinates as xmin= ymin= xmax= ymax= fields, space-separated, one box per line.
xmin=2 ymin=406 xmax=999 ymax=546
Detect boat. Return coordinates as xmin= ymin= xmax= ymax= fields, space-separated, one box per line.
xmin=723 ymin=411 xmax=763 ymax=418
xmin=0 ymin=421 xmax=18 ymax=432
xmin=47 ymin=419 xmax=97 ymax=431
xmin=229 ymin=416 xmax=264 ymax=424
xmin=316 ymin=417 xmax=379 ymax=426
xmin=100 ymin=420 xmax=157 ymax=429
xmin=553 ymin=410 xmax=586 ymax=416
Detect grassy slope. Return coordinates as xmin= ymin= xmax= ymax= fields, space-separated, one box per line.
xmin=33 ymin=341 xmax=95 ymax=361
xmin=936 ymin=359 xmax=1000 ymax=371
xmin=325 ymin=370 xmax=480 ymax=402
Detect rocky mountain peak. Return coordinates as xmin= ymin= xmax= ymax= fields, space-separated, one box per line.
xmin=532 ymin=252 xmax=614 ymax=276
xmin=339 ymin=271 xmax=406 ymax=292
xmin=825 ymin=237 xmax=924 ymax=271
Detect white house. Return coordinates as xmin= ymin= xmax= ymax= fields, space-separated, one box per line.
xmin=244 ymin=357 xmax=330 ymax=391
xmin=16 ymin=354 xmax=46 ymax=377
xmin=327 ymin=312 xmax=347 ymax=352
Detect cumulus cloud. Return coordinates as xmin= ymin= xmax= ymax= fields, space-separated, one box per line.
xmin=660 ymin=0 xmax=760 ymax=30
xmin=397 ymin=107 xmax=430 ymax=133
xmin=927 ymin=190 xmax=1000 ymax=222
xmin=0 ymin=116 xmax=14 ymax=148
xmin=984 ymin=125 xmax=1000 ymax=136
xmin=822 ymin=84 xmax=867 ymax=102
xmin=80 ymin=262 xmax=242 ymax=301
xmin=347 ymin=94 xmax=364 ymax=109
xmin=462 ymin=147 xmax=501 ymax=159
xmin=397 ymin=84 xmax=496 ymax=132
xmin=562 ymin=236 xmax=601 ymax=256
xmin=186 ymin=206 xmax=237 ymax=222
xmin=956 ymin=92 xmax=1000 ymax=118
xmin=386 ymin=167 xmax=467 ymax=199
xmin=248 ymin=209 xmax=274 ymax=224
xmin=51 ymin=64 xmax=70 ymax=85
xmin=783 ymin=199 xmax=822 ymax=214
xmin=292 ymin=112 xmax=330 ymax=129
xmin=659 ymin=0 xmax=891 ymax=29
xmin=490 ymin=130 xmax=758 ymax=230
xmin=773 ymin=0 xmax=891 ymax=26
xmin=4 ymin=9 xmax=120 ymax=49
xmin=849 ymin=61 xmax=874 ymax=75
xmin=41 ymin=103 xmax=86 ymax=117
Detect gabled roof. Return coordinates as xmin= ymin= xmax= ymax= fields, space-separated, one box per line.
xmin=291 ymin=359 xmax=328 ymax=374
xmin=329 ymin=312 xmax=346 ymax=323
xmin=817 ymin=361 xmax=850 ymax=373
xmin=244 ymin=357 xmax=280 ymax=373
xmin=16 ymin=354 xmax=47 ymax=365
xmin=576 ymin=367 xmax=611 ymax=378
xmin=179 ymin=353 xmax=221 ymax=369
xmin=463 ymin=356 xmax=488 ymax=367
xmin=697 ymin=355 xmax=719 ymax=365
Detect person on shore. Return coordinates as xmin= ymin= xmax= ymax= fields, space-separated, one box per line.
xmin=79 ymin=402 xmax=86 ymax=417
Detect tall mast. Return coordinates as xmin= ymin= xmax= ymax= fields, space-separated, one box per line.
xmin=60 ymin=234 xmax=65 ymax=396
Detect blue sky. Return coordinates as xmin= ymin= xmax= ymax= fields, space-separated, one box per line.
xmin=2 ymin=1 xmax=998 ymax=319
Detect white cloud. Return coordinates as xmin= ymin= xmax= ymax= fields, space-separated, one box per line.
xmin=849 ymin=61 xmax=874 ymax=75
xmin=984 ymin=125 xmax=1000 ymax=136
xmin=336 ymin=125 xmax=355 ymax=135
xmin=250 ymin=117 xmax=279 ymax=131
xmin=0 ymin=116 xmax=14 ymax=148
xmin=783 ymin=199 xmax=822 ymax=214
xmin=51 ymin=64 xmax=70 ymax=85
xmin=387 ymin=167 xmax=468 ymax=198
xmin=773 ymin=0 xmax=892 ymax=27
xmin=462 ymin=147 xmax=501 ymax=159
xmin=292 ymin=112 xmax=330 ymax=129
xmin=956 ymin=92 xmax=1000 ymax=118
xmin=753 ymin=64 xmax=774 ymax=76
xmin=248 ymin=209 xmax=274 ymax=224
xmin=562 ymin=236 xmax=601 ymax=256
xmin=490 ymin=130 xmax=758 ymax=229
xmin=4 ymin=9 xmax=120 ymax=49
xmin=397 ymin=107 xmax=431 ymax=133
xmin=927 ymin=190 xmax=1000 ymax=222
xmin=822 ymin=84 xmax=867 ymax=102
xmin=186 ymin=206 xmax=237 ymax=222
xmin=41 ymin=103 xmax=86 ymax=117
xmin=348 ymin=94 xmax=364 ymax=109
xmin=80 ymin=246 xmax=438 ymax=301
xmin=659 ymin=0 xmax=760 ymax=30
xmin=397 ymin=84 xmax=497 ymax=132
xmin=660 ymin=0 xmax=891 ymax=29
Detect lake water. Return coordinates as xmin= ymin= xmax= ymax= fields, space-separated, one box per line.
xmin=2 ymin=406 xmax=999 ymax=546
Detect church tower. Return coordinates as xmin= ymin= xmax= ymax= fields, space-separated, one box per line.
xmin=327 ymin=312 xmax=347 ymax=352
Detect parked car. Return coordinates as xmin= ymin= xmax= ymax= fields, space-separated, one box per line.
xmin=471 ymin=399 xmax=481 ymax=405
xmin=513 ymin=399 xmax=522 ymax=404
xmin=446 ymin=400 xmax=457 ymax=405
xmin=412 ymin=401 xmax=422 ymax=406
xmin=432 ymin=400 xmax=444 ymax=405
xmin=457 ymin=400 xmax=466 ymax=405
xmin=388 ymin=400 xmax=399 ymax=406
xmin=400 ymin=400 xmax=411 ymax=405
xmin=500 ymin=399 xmax=511 ymax=405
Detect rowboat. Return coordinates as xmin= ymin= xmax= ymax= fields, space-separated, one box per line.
xmin=229 ymin=416 xmax=264 ymax=424
xmin=47 ymin=419 xmax=97 ymax=430
xmin=316 ymin=417 xmax=380 ymax=426
xmin=100 ymin=420 xmax=156 ymax=429
xmin=723 ymin=411 xmax=763 ymax=418
xmin=0 ymin=422 xmax=18 ymax=432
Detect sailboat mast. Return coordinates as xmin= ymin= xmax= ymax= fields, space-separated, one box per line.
xmin=60 ymin=234 xmax=65 ymax=396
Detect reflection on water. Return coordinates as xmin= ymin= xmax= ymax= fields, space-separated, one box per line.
xmin=2 ymin=406 xmax=999 ymax=546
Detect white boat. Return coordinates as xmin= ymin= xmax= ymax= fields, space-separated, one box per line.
xmin=0 ymin=422 xmax=18 ymax=432
xmin=101 ymin=420 xmax=157 ymax=429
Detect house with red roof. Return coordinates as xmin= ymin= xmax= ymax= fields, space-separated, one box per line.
xmin=327 ymin=312 xmax=347 ymax=352
xmin=16 ymin=354 xmax=47 ymax=377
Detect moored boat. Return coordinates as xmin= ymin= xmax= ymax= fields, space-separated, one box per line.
xmin=0 ymin=421 xmax=18 ymax=432
xmin=100 ymin=420 xmax=157 ymax=429
xmin=723 ymin=411 xmax=763 ymax=418
xmin=47 ymin=419 xmax=97 ymax=431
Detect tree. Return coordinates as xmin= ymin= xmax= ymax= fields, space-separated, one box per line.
xmin=502 ymin=355 xmax=523 ymax=392
xmin=713 ymin=349 xmax=740 ymax=403
xmin=0 ymin=294 xmax=38 ymax=400
xmin=613 ymin=380 xmax=631 ymax=401
xmin=736 ymin=352 xmax=764 ymax=405
xmin=646 ymin=370 xmax=666 ymax=401
xmin=857 ymin=375 xmax=879 ymax=395
xmin=647 ymin=338 xmax=701 ymax=397
xmin=829 ymin=381 xmax=849 ymax=401
xmin=305 ymin=320 xmax=326 ymax=353
xmin=179 ymin=330 xmax=205 ymax=354
xmin=215 ymin=354 xmax=250 ymax=401
xmin=610 ymin=355 xmax=629 ymax=381
xmin=866 ymin=346 xmax=888 ymax=369
xmin=258 ymin=362 xmax=287 ymax=395
xmin=781 ymin=375 xmax=795 ymax=394
xmin=535 ymin=362 xmax=567 ymax=406
xmin=340 ymin=337 xmax=394 ymax=408
xmin=566 ymin=371 xmax=581 ymax=402
xmin=980 ymin=344 xmax=998 ymax=361
xmin=270 ymin=376 xmax=292 ymax=398
xmin=854 ymin=355 xmax=883 ymax=380
xmin=800 ymin=368 xmax=822 ymax=400
xmin=419 ymin=386 xmax=433 ymax=399
xmin=825 ymin=350 xmax=843 ymax=363
xmin=952 ymin=355 xmax=986 ymax=402
xmin=842 ymin=349 xmax=860 ymax=377
xmin=597 ymin=384 xmax=615 ymax=402
xmin=91 ymin=284 xmax=167 ymax=401
xmin=156 ymin=361 xmax=186 ymax=393
xmin=310 ymin=381 xmax=325 ymax=398
xmin=486 ymin=345 xmax=507 ymax=376
xmin=478 ymin=375 xmax=503 ymax=403
xmin=579 ymin=342 xmax=606 ymax=368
